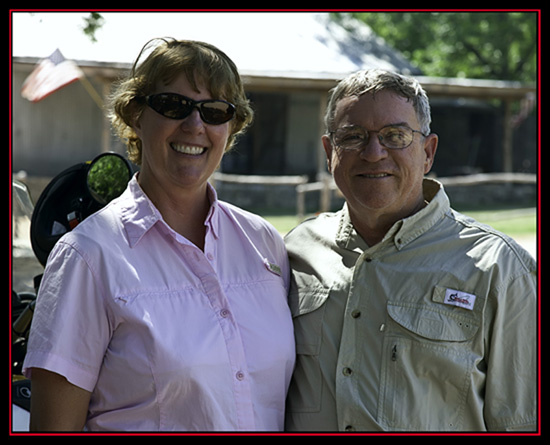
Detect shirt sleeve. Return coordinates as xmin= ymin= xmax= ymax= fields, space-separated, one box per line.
xmin=23 ymin=239 xmax=113 ymax=393
xmin=484 ymin=270 xmax=538 ymax=431
xmin=273 ymin=229 xmax=290 ymax=293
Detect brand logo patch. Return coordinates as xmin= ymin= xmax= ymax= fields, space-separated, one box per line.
xmin=264 ymin=260 xmax=282 ymax=276
xmin=444 ymin=288 xmax=476 ymax=310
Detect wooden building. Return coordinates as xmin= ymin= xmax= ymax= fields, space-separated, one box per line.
xmin=12 ymin=12 xmax=535 ymax=183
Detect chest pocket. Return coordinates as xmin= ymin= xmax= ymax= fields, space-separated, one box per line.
xmin=287 ymin=286 xmax=329 ymax=413
xmin=387 ymin=302 xmax=479 ymax=341
xmin=290 ymin=287 xmax=329 ymax=354
xmin=379 ymin=302 xmax=481 ymax=430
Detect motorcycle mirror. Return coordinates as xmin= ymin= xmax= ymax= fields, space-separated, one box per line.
xmin=87 ymin=153 xmax=132 ymax=205
xmin=12 ymin=180 xmax=35 ymax=219
xmin=30 ymin=153 xmax=132 ymax=267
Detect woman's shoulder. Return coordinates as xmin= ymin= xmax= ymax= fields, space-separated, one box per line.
xmin=218 ymin=200 xmax=278 ymax=233
xmin=216 ymin=200 xmax=287 ymax=257
xmin=55 ymin=198 xmax=126 ymax=257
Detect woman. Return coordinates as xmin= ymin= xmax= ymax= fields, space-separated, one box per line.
xmin=23 ymin=38 xmax=295 ymax=432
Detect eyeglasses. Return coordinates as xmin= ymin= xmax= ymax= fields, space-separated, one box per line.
xmin=144 ymin=93 xmax=236 ymax=125
xmin=329 ymin=124 xmax=428 ymax=151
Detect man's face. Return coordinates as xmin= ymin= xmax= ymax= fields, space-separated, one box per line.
xmin=323 ymin=90 xmax=438 ymax=224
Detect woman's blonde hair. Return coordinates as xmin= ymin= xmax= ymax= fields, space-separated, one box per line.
xmin=108 ymin=38 xmax=254 ymax=164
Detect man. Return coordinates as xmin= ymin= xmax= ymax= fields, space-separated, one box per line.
xmin=285 ymin=70 xmax=537 ymax=432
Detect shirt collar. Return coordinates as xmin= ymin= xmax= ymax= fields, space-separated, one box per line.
xmin=336 ymin=178 xmax=450 ymax=251
xmin=335 ymin=203 xmax=369 ymax=252
xmin=120 ymin=174 xmax=220 ymax=248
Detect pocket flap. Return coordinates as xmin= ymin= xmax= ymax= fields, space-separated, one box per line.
xmin=290 ymin=287 xmax=329 ymax=356
xmin=387 ymin=302 xmax=479 ymax=341
xmin=289 ymin=287 xmax=329 ymax=317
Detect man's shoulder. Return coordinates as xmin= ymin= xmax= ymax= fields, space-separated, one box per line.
xmin=444 ymin=209 xmax=536 ymax=274
xmin=285 ymin=210 xmax=342 ymax=246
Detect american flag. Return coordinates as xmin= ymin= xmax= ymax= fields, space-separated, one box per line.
xmin=21 ymin=49 xmax=84 ymax=103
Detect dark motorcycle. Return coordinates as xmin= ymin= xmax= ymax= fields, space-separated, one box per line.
xmin=11 ymin=152 xmax=132 ymax=431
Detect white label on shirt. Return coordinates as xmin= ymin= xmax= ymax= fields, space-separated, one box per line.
xmin=443 ymin=288 xmax=476 ymax=310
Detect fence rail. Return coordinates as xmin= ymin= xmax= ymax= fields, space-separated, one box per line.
xmin=211 ymin=172 xmax=308 ymax=186
xmin=211 ymin=172 xmax=537 ymax=219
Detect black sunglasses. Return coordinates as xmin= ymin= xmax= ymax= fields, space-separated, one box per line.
xmin=144 ymin=93 xmax=236 ymax=125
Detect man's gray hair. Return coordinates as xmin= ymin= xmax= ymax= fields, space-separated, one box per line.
xmin=325 ymin=69 xmax=432 ymax=135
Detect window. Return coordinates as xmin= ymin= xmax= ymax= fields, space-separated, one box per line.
xmin=222 ymin=92 xmax=288 ymax=175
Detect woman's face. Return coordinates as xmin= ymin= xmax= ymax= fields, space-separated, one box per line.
xmin=133 ymin=72 xmax=231 ymax=196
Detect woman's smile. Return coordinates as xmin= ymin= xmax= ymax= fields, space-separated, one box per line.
xmin=170 ymin=143 xmax=207 ymax=156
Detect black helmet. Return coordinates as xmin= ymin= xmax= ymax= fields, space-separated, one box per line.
xmin=30 ymin=152 xmax=132 ymax=266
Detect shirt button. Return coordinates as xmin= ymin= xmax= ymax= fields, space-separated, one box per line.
xmin=207 ymin=252 xmax=214 ymax=261
xmin=220 ymin=309 xmax=230 ymax=318
xmin=235 ymin=371 xmax=245 ymax=381
xmin=345 ymin=425 xmax=355 ymax=432
xmin=351 ymin=309 xmax=361 ymax=319
xmin=342 ymin=367 xmax=353 ymax=376
xmin=365 ymin=257 xmax=372 ymax=263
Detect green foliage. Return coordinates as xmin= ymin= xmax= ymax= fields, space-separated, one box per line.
xmin=81 ymin=12 xmax=105 ymax=43
xmin=334 ymin=12 xmax=537 ymax=83
xmin=87 ymin=155 xmax=130 ymax=204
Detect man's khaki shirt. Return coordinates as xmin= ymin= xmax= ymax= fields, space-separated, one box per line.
xmin=285 ymin=179 xmax=537 ymax=432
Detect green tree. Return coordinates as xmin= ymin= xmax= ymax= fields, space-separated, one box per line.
xmin=81 ymin=12 xmax=105 ymax=43
xmin=334 ymin=11 xmax=537 ymax=83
